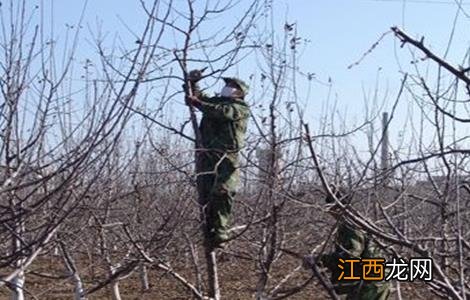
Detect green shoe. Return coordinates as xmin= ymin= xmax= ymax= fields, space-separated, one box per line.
xmin=211 ymin=232 xmax=229 ymax=249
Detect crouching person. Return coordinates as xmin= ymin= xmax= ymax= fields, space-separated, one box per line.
xmin=311 ymin=187 xmax=391 ymax=300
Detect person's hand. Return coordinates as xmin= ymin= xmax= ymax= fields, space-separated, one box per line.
xmin=188 ymin=69 xmax=203 ymax=82
xmin=302 ymin=255 xmax=317 ymax=269
xmin=185 ymin=95 xmax=200 ymax=106
xmin=303 ymin=254 xmax=331 ymax=270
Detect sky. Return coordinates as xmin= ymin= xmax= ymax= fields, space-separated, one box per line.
xmin=14 ymin=0 xmax=470 ymax=156
xmin=47 ymin=0 xmax=470 ymax=97
xmin=290 ymin=0 xmax=470 ymax=107
xmin=286 ymin=0 xmax=470 ymax=147
xmin=52 ymin=1 xmax=469 ymax=97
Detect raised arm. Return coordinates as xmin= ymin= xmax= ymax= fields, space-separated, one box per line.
xmin=198 ymin=99 xmax=250 ymax=121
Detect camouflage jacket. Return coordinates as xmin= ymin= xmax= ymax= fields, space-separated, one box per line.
xmin=193 ymin=86 xmax=250 ymax=152
xmin=322 ymin=221 xmax=369 ymax=282
xmin=321 ymin=219 xmax=390 ymax=298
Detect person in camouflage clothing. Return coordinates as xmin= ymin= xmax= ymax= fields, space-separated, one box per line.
xmin=186 ymin=71 xmax=250 ymax=248
xmin=319 ymin=187 xmax=390 ymax=300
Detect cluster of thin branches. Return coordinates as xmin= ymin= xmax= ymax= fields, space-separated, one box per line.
xmin=1 ymin=1 xmax=470 ymax=299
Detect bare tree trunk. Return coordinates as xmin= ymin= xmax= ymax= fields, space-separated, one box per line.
xmin=396 ymin=281 xmax=403 ymax=300
xmin=139 ymin=264 xmax=149 ymax=291
xmin=60 ymin=243 xmax=86 ymax=300
xmin=186 ymin=234 xmax=204 ymax=293
xmin=10 ymin=270 xmax=24 ymax=300
xmin=381 ymin=112 xmax=390 ymax=175
xmin=204 ymin=246 xmax=220 ymax=300
xmin=110 ymin=280 xmax=122 ymax=300
xmin=11 ymin=196 xmax=25 ymax=300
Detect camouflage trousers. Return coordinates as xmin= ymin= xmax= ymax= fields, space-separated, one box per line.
xmin=321 ymin=222 xmax=391 ymax=300
xmin=333 ymin=281 xmax=390 ymax=300
xmin=197 ymin=150 xmax=239 ymax=242
xmin=322 ymin=254 xmax=391 ymax=300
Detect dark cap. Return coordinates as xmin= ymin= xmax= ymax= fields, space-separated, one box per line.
xmin=222 ymin=77 xmax=249 ymax=96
